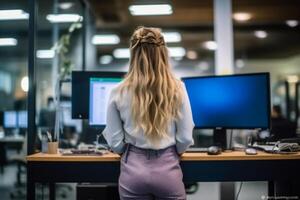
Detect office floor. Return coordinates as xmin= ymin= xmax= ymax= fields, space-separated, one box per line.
xmin=0 ymin=164 xmax=268 ymax=200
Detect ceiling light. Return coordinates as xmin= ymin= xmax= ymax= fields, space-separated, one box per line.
xmin=0 ymin=9 xmax=29 ymax=20
xmin=168 ymin=47 xmax=186 ymax=58
xmin=36 ymin=50 xmax=55 ymax=59
xmin=254 ymin=30 xmax=267 ymax=39
xmin=287 ymin=75 xmax=299 ymax=83
xmin=59 ymin=2 xmax=74 ymax=10
xmin=162 ymin=32 xmax=181 ymax=43
xmin=0 ymin=38 xmax=17 ymax=46
xmin=202 ymin=41 xmax=217 ymax=51
xmin=233 ymin=12 xmax=251 ymax=22
xmin=46 ymin=14 xmax=82 ymax=23
xmin=129 ymin=4 xmax=173 ymax=16
xmin=113 ymin=48 xmax=130 ymax=59
xmin=21 ymin=76 xmax=29 ymax=92
xmin=186 ymin=50 xmax=198 ymax=60
xmin=92 ymin=34 xmax=120 ymax=45
xmin=286 ymin=20 xmax=299 ymax=27
xmin=99 ymin=55 xmax=113 ymax=64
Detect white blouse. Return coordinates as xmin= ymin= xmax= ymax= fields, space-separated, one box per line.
xmin=102 ymin=82 xmax=194 ymax=154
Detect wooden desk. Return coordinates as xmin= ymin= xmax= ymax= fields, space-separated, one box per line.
xmin=27 ymin=151 xmax=300 ymax=200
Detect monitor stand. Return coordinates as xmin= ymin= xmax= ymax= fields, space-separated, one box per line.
xmin=213 ymin=128 xmax=227 ymax=150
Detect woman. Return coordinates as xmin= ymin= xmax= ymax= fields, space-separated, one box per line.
xmin=102 ymin=26 xmax=194 ymax=200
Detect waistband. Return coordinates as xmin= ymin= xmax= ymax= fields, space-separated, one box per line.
xmin=127 ymin=144 xmax=177 ymax=154
xmin=122 ymin=144 xmax=177 ymax=163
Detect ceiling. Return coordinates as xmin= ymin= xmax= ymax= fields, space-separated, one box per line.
xmin=87 ymin=0 xmax=300 ymax=59
xmin=0 ymin=0 xmax=300 ymax=65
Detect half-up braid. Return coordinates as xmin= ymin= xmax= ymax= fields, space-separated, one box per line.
xmin=118 ymin=26 xmax=183 ymax=142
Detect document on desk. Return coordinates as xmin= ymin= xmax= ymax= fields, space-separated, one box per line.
xmin=252 ymin=143 xmax=275 ymax=151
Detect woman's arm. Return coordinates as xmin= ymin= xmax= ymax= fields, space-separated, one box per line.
xmin=175 ymin=84 xmax=195 ymax=154
xmin=102 ymin=90 xmax=126 ymax=154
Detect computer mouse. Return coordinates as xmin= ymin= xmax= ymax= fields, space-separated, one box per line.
xmin=207 ymin=146 xmax=222 ymax=155
xmin=245 ymin=148 xmax=257 ymax=155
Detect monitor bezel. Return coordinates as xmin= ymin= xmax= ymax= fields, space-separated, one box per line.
xmin=181 ymin=72 xmax=271 ymax=130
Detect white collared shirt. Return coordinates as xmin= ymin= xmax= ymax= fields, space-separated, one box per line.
xmin=102 ymin=83 xmax=194 ymax=154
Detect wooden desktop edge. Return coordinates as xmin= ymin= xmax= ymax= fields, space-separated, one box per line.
xmin=26 ymin=151 xmax=300 ymax=162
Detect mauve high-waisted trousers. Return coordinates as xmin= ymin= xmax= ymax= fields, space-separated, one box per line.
xmin=118 ymin=144 xmax=186 ymax=200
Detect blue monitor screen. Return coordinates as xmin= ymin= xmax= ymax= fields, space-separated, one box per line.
xmin=4 ymin=111 xmax=17 ymax=128
xmin=182 ymin=73 xmax=270 ymax=129
xmin=18 ymin=111 xmax=28 ymax=128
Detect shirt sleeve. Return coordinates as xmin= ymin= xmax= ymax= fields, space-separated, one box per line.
xmin=102 ymin=89 xmax=126 ymax=154
xmin=175 ymin=83 xmax=195 ymax=154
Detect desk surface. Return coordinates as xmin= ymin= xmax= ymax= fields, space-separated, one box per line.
xmin=26 ymin=151 xmax=300 ymax=162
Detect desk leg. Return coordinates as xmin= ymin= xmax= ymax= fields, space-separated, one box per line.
xmin=220 ymin=182 xmax=235 ymax=200
xmin=268 ymin=181 xmax=274 ymax=197
xmin=49 ymin=182 xmax=56 ymax=200
xmin=27 ymin=168 xmax=35 ymax=200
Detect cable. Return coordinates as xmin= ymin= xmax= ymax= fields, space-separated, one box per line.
xmin=235 ymin=182 xmax=243 ymax=200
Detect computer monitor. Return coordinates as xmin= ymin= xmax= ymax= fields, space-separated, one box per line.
xmin=182 ymin=73 xmax=270 ymax=148
xmin=18 ymin=111 xmax=28 ymax=128
xmin=4 ymin=111 xmax=17 ymax=128
xmin=182 ymin=73 xmax=270 ymax=129
xmin=89 ymin=77 xmax=123 ymax=126
xmin=72 ymin=71 xmax=125 ymax=119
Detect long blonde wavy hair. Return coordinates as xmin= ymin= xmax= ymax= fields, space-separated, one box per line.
xmin=118 ymin=26 xmax=183 ymax=141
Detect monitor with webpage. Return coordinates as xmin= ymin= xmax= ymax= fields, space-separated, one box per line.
xmin=89 ymin=77 xmax=123 ymax=126
xmin=72 ymin=71 xmax=125 ymax=119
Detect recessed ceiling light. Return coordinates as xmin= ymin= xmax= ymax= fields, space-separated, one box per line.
xmin=92 ymin=34 xmax=120 ymax=45
xmin=168 ymin=47 xmax=186 ymax=58
xmin=113 ymin=48 xmax=130 ymax=59
xmin=129 ymin=4 xmax=173 ymax=16
xmin=254 ymin=30 xmax=267 ymax=39
xmin=99 ymin=55 xmax=113 ymax=64
xmin=59 ymin=2 xmax=74 ymax=10
xmin=36 ymin=50 xmax=55 ymax=59
xmin=233 ymin=12 xmax=251 ymax=22
xmin=162 ymin=32 xmax=181 ymax=43
xmin=0 ymin=9 xmax=29 ymax=20
xmin=286 ymin=20 xmax=299 ymax=27
xmin=202 ymin=41 xmax=217 ymax=51
xmin=46 ymin=14 xmax=82 ymax=23
xmin=0 ymin=38 xmax=17 ymax=46
xmin=186 ymin=50 xmax=198 ymax=60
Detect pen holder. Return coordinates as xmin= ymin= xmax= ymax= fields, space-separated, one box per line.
xmin=47 ymin=142 xmax=58 ymax=154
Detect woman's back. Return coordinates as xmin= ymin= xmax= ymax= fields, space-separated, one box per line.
xmin=102 ymin=26 xmax=194 ymax=200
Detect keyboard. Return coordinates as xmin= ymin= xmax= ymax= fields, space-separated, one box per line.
xmin=186 ymin=147 xmax=208 ymax=153
xmin=61 ymin=149 xmax=107 ymax=156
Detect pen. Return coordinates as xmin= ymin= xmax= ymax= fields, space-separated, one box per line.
xmin=46 ymin=131 xmax=52 ymax=142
